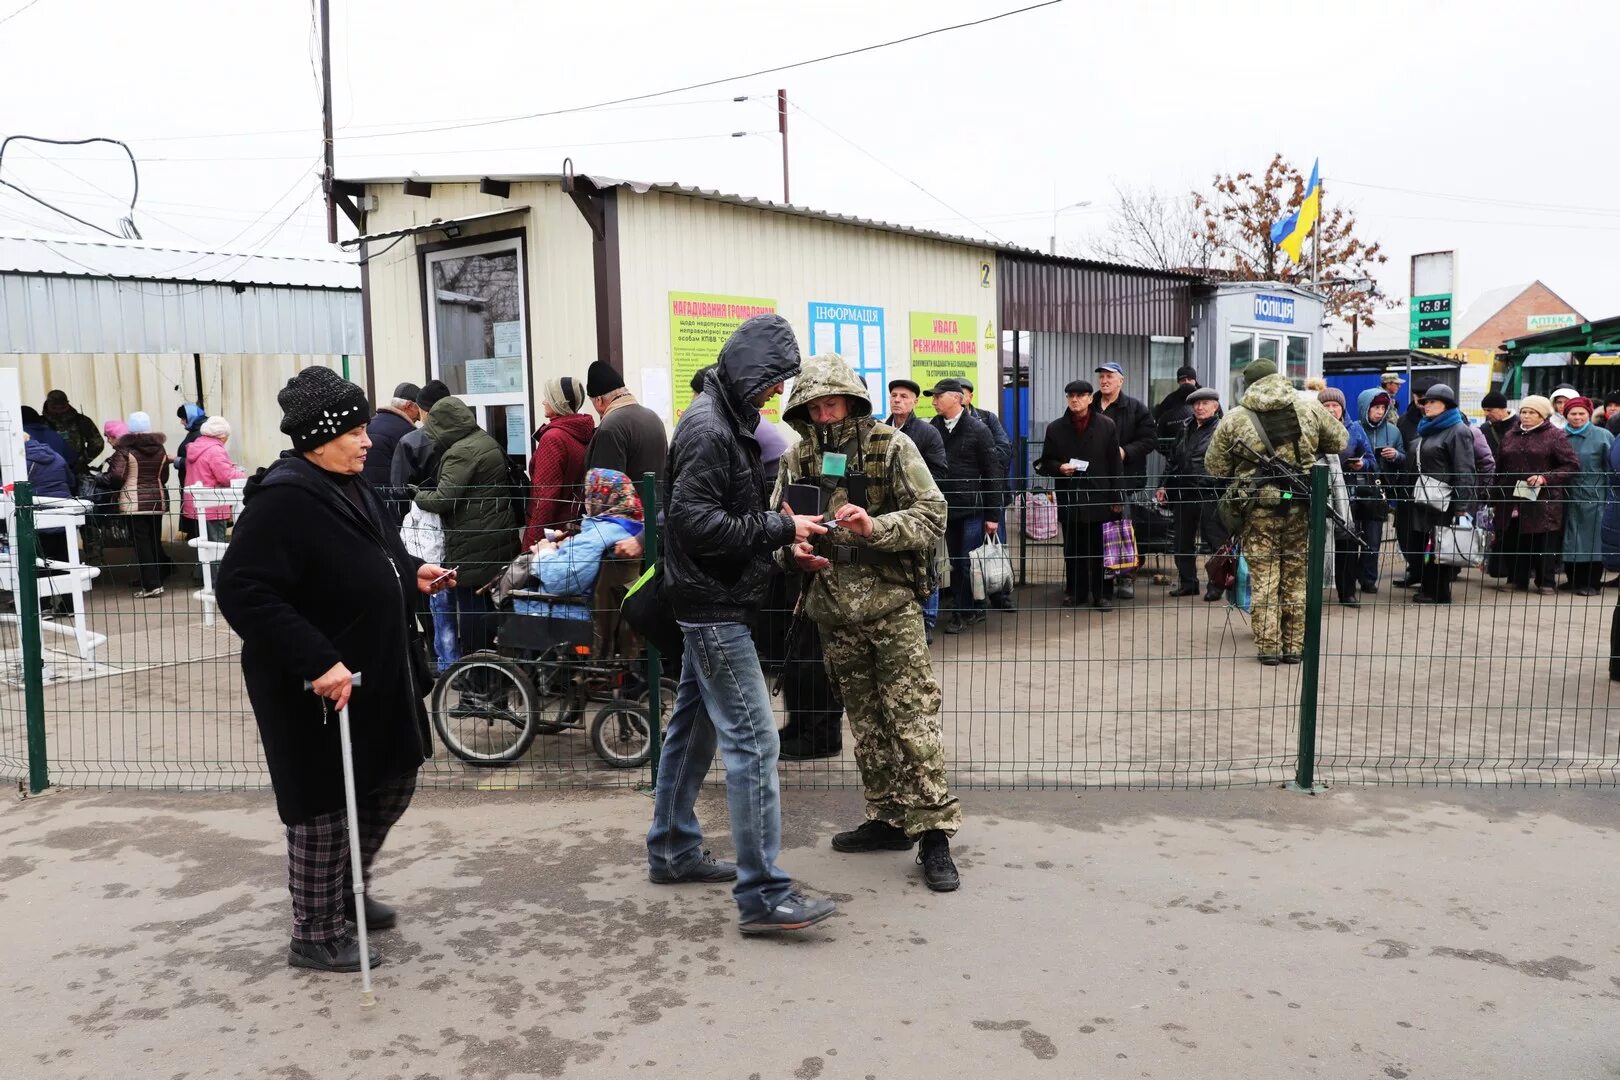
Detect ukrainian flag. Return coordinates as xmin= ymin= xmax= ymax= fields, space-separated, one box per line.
xmin=1270 ymin=159 xmax=1321 ymax=264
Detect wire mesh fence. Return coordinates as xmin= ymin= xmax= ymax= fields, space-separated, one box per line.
xmin=2 ymin=463 xmax=1618 ymax=794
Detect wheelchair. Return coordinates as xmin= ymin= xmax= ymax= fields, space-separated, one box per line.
xmin=430 ymin=561 xmax=672 ymax=769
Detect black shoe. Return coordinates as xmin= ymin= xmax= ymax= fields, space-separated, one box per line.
xmin=1170 ymin=584 xmax=1200 ymax=597
xmin=1576 ymin=587 xmax=1599 ymax=597
xmin=1280 ymin=654 xmax=1302 ymax=665
xmin=1389 ymin=577 xmax=1412 ymax=589
xmin=1093 ymin=597 xmax=1114 ymax=612
xmin=1557 ymin=580 xmax=1574 ymax=591
xmin=287 ymin=934 xmax=382 ymax=973
xmin=966 ymin=608 xmax=988 ymax=627
xmin=918 ymin=830 xmax=960 ymax=892
xmin=448 ymin=691 xmax=492 ymax=718
xmin=1061 ymin=595 xmax=1081 ymax=608
xmin=1338 ymin=594 xmax=1360 ymax=607
xmin=779 ymin=736 xmax=841 ymax=760
xmin=650 ymin=850 xmax=739 ymax=884
xmin=342 ymin=894 xmax=397 ymax=930
xmin=739 ymin=891 xmax=837 ymax=935
xmin=1412 ymin=594 xmax=1442 ymax=604
xmin=1361 ymin=582 xmax=1379 ymax=594
xmin=943 ymin=617 xmax=966 ymax=635
xmin=832 ymin=819 xmax=915 ymax=853
xmin=1114 ymin=580 xmax=1136 ymax=600
xmin=1203 ymin=586 xmax=1223 ymax=602
xmin=1259 ymin=654 xmax=1281 ymax=666
xmin=990 ymin=595 xmax=1016 ymax=612
xmin=1605 ymin=577 xmax=1620 ymax=589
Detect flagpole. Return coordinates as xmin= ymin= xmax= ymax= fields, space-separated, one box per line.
xmin=1311 ymin=181 xmax=1320 ymax=288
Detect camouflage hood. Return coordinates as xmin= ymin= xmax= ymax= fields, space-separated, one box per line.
xmin=1239 ymin=372 xmax=1300 ymax=414
xmin=781 ymin=354 xmax=873 ymax=439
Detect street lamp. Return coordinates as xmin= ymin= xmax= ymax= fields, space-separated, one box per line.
xmin=1050 ymin=199 xmax=1092 ymax=255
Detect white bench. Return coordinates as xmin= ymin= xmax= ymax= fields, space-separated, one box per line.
xmin=187 ymin=479 xmax=246 ymax=627
xmin=0 ymin=494 xmax=106 ymax=663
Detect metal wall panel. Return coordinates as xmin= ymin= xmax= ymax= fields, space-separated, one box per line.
xmin=1000 ymin=257 xmax=1194 ymax=338
xmin=0 ymin=274 xmax=362 ymax=356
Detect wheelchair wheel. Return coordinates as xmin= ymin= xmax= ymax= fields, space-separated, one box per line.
xmin=588 ymin=678 xmax=676 ymax=769
xmin=431 ymin=651 xmax=538 ymax=766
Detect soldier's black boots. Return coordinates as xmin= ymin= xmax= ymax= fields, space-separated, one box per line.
xmin=831 ymin=820 xmax=914 ymax=853
xmin=918 ymin=830 xmax=960 ymax=892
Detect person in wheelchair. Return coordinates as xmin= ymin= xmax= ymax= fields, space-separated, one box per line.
xmin=515 ymin=467 xmax=643 ymax=621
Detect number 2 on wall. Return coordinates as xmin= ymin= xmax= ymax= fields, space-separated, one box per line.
xmin=979 ymin=261 xmax=992 ymax=288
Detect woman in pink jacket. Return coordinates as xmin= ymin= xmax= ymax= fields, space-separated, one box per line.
xmin=184 ymin=416 xmax=247 ymax=547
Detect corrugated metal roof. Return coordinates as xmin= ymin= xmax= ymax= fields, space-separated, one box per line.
xmin=340 ymin=171 xmax=1206 ymax=280
xmin=0 ymin=232 xmax=359 ymax=290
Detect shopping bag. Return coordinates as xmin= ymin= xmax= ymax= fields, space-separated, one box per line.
xmin=1433 ymin=517 xmax=1486 ymax=568
xmin=969 ymin=535 xmax=1012 ymax=599
xmin=1101 ymin=519 xmax=1138 ymax=577
xmin=1206 ymin=540 xmax=1238 ymax=592
xmin=1022 ymin=492 xmax=1059 ymax=541
xmin=1229 ymin=551 xmax=1252 ymax=613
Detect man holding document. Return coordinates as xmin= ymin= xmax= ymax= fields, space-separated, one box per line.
xmin=1034 ymin=379 xmax=1123 ymax=610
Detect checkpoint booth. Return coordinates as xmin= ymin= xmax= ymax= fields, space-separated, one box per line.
xmin=1189 ymin=282 xmax=1326 ymax=408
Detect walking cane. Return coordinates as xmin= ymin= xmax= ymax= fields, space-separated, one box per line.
xmin=305 ymin=671 xmax=376 ymax=1008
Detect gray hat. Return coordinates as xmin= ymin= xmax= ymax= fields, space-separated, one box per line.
xmin=923 ymin=378 xmax=968 ymax=397
xmin=1187 ymin=387 xmax=1220 ymax=404
xmin=391 ymin=381 xmax=423 ymax=403
xmin=1420 ymin=383 xmax=1458 ymax=407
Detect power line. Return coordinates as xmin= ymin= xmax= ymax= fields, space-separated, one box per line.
xmin=0 ymin=0 xmax=44 ymax=28
xmin=332 ymin=1 xmax=1062 ymax=140
xmin=1328 ymin=177 xmax=1620 ymax=218
xmin=788 ymin=102 xmax=1005 ymax=242
xmin=0 ymin=178 xmax=123 ymax=237
xmin=11 ymin=142 xmax=209 ymax=243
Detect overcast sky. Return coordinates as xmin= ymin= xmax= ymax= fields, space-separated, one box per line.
xmin=2 ymin=0 xmax=1614 ymax=350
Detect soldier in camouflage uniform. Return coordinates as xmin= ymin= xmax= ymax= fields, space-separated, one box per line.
xmin=1205 ymin=360 xmax=1347 ymax=665
xmin=772 ymin=355 xmax=962 ymax=891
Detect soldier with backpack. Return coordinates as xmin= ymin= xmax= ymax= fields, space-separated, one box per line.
xmin=413 ymin=396 xmax=519 ymax=695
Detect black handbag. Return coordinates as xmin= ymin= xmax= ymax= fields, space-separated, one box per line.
xmin=621 ymin=562 xmax=682 ymax=659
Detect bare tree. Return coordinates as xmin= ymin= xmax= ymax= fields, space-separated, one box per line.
xmin=1088 ymin=184 xmax=1215 ymax=273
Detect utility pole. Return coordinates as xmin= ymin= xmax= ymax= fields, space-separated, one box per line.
xmin=777 ymin=88 xmax=790 ymax=204
xmin=320 ymin=0 xmax=337 ymax=244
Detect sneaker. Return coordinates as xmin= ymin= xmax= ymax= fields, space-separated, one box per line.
xmin=1114 ymin=580 xmax=1136 ymax=600
xmin=342 ymin=894 xmax=397 ymax=930
xmin=287 ymin=934 xmax=382 ymax=973
xmin=917 ymin=831 xmax=960 ymax=892
xmin=650 ymin=850 xmax=738 ymax=884
xmin=832 ymin=819 xmax=914 ymax=853
xmin=133 ymin=587 xmax=165 ymax=599
xmin=738 ymin=892 xmax=837 ymax=935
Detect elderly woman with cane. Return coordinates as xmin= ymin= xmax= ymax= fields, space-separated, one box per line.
xmin=217 ymin=367 xmax=456 ymax=973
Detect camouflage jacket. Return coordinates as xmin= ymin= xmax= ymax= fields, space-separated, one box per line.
xmin=772 ymin=355 xmax=947 ymax=627
xmin=1205 ymin=373 xmax=1348 ymax=510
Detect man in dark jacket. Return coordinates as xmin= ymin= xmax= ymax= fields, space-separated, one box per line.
xmin=21 ymin=407 xmax=76 ymax=472
xmin=1155 ymin=387 xmax=1229 ymax=600
xmin=928 ymin=378 xmax=1004 ymax=633
xmin=1393 ymin=384 xmax=1429 ymax=587
xmin=584 ymin=360 xmax=668 ymax=562
xmin=1153 ymin=366 xmax=1200 ymax=454
xmin=41 ymin=389 xmax=103 ymax=476
xmin=414 ymin=396 xmax=518 ymax=692
xmin=647 ymin=313 xmax=836 ymax=936
xmin=390 ymin=380 xmax=453 ymax=494
xmin=961 ymin=378 xmax=1016 ymax=611
xmin=1094 ymin=362 xmax=1155 ymax=598
xmin=362 ymin=382 xmax=421 ymax=488
xmin=889 ymin=378 xmax=948 ymax=639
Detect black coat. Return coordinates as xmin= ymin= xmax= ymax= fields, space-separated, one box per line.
xmin=1407 ymin=418 xmax=1478 ymax=530
xmin=362 ymin=408 xmax=416 ymax=488
xmin=931 ymin=410 xmax=1004 ymax=518
xmin=1161 ymin=413 xmax=1222 ymax=501
xmin=662 ymin=315 xmax=799 ymax=624
xmin=1153 ymin=384 xmax=1197 ymax=453
xmin=1098 ymin=393 xmax=1155 ymax=483
xmin=897 ymin=414 xmax=949 ymax=483
xmin=1034 ymin=411 xmax=1121 ymax=523
xmin=389 ymin=426 xmax=444 ymax=491
xmin=216 ymin=455 xmax=428 ymax=825
xmin=585 ymin=399 xmax=669 ymax=485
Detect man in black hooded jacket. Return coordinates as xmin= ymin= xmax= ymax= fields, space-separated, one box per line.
xmin=646 ymin=313 xmax=837 ymax=937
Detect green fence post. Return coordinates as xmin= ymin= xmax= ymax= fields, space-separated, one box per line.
xmin=341 ymin=354 xmax=350 ymax=381
xmin=637 ymin=472 xmax=663 ymax=790
xmin=14 ymin=482 xmax=49 ymax=794
xmin=1288 ymin=463 xmax=1328 ymax=794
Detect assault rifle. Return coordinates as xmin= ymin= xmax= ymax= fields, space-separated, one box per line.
xmin=1227 ymin=442 xmax=1365 ymax=548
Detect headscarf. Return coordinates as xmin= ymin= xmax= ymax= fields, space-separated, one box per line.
xmin=542 ymin=376 xmax=585 ymax=416
xmin=582 ymin=467 xmax=643 ymax=536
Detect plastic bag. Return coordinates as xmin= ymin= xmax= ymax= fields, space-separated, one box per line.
xmin=969 ymin=535 xmax=1012 ymax=600
xmin=1022 ymin=492 xmax=1059 ymax=541
xmin=1229 ymin=550 xmax=1252 ymax=613
xmin=1101 ymin=519 xmax=1138 ymax=576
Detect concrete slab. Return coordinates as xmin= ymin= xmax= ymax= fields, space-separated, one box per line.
xmin=2 ymin=786 xmax=1616 ymax=1079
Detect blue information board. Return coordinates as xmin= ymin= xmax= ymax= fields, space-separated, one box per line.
xmin=808 ymin=302 xmax=886 ymax=412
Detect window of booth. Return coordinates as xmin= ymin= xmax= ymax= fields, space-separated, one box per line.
xmin=1228 ymin=330 xmax=1254 ymax=404
xmin=1229 ymin=328 xmax=1314 ymax=401
xmin=1147 ymin=337 xmax=1189 ymax=412
xmin=1285 ymin=334 xmax=1311 ymax=383
xmin=422 ymin=233 xmax=531 ymax=458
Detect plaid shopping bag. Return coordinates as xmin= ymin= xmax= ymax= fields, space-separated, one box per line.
xmin=1101 ymin=518 xmax=1138 ymax=576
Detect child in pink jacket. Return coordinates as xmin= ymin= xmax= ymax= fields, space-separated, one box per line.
xmin=183 ymin=416 xmax=247 ymax=544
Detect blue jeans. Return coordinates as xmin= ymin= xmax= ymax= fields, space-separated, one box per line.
xmin=946 ymin=514 xmax=985 ymax=612
xmin=921 ymin=587 xmax=940 ymax=630
xmin=428 ymin=589 xmax=458 ymax=673
xmin=647 ymin=621 xmax=794 ymax=922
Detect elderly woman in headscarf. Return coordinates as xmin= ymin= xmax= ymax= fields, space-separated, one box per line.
xmin=216 ymin=366 xmax=456 ymax=974
xmin=516 ymin=467 xmax=644 ymax=622
xmin=1495 ymin=394 xmax=1580 ymax=594
xmin=522 ymin=375 xmax=595 ymax=551
xmin=1558 ymin=396 xmax=1613 ymax=595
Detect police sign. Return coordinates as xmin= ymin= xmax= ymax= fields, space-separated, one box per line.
xmin=1254 ymin=294 xmax=1296 ymax=325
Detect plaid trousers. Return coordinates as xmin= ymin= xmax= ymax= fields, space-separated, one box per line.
xmin=285 ymin=774 xmax=416 ymax=944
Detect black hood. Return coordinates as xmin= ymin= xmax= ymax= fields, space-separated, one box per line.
xmin=244 ymin=451 xmax=346 ymax=505
xmin=714 ymin=314 xmax=802 ymax=410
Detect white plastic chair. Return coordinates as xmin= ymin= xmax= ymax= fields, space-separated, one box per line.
xmin=0 ymin=493 xmax=106 ymax=663
xmin=187 ymin=482 xmax=246 ymax=627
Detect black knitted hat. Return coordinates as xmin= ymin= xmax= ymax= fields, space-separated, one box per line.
xmin=586 ymin=360 xmax=626 ymax=398
xmin=278 ymin=366 xmax=371 ymax=452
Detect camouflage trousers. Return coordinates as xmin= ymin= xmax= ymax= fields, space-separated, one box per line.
xmin=821 ymin=604 xmax=962 ymax=837
xmin=1241 ymin=509 xmax=1310 ymax=657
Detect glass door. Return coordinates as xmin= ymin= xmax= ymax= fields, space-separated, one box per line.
xmin=423 ymin=235 xmax=531 ymax=458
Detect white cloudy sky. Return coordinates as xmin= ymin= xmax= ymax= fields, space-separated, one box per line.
xmin=2 ymin=0 xmax=1613 ymax=348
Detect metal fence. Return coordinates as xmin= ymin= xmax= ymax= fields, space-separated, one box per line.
xmin=3 ymin=466 xmax=1619 ymax=796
